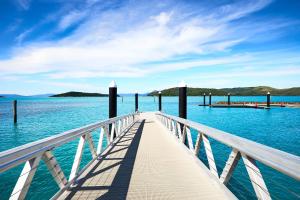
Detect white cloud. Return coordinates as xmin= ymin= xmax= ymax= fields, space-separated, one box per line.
xmin=216 ymin=0 xmax=273 ymax=22
xmin=2 ymin=0 xmax=294 ymax=83
xmin=187 ymin=66 xmax=300 ymax=80
xmin=58 ymin=10 xmax=87 ymax=30
xmin=15 ymin=28 xmax=34 ymax=43
xmin=153 ymin=12 xmax=172 ymax=26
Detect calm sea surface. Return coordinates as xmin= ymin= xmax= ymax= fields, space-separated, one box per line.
xmin=0 ymin=96 xmax=299 ymax=199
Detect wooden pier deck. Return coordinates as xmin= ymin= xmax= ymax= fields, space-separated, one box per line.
xmin=2 ymin=111 xmax=299 ymax=200
xmin=57 ymin=113 xmax=236 ymax=200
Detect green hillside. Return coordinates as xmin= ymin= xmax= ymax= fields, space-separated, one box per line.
xmin=51 ymin=91 xmax=108 ymax=97
xmin=148 ymin=86 xmax=300 ymax=96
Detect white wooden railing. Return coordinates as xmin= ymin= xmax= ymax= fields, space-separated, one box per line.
xmin=0 ymin=113 xmax=137 ymax=200
xmin=156 ymin=112 xmax=300 ymax=200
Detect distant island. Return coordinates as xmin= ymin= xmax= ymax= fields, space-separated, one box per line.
xmin=148 ymin=86 xmax=300 ymax=96
xmin=51 ymin=91 xmax=109 ymax=97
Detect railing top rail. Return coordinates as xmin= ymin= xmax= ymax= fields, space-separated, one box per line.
xmin=0 ymin=113 xmax=136 ymax=173
xmin=156 ymin=112 xmax=300 ymax=180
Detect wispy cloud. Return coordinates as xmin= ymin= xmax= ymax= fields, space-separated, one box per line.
xmin=0 ymin=0 xmax=277 ymax=75
xmin=187 ymin=66 xmax=300 ymax=80
xmin=215 ymin=0 xmax=273 ymax=22
xmin=58 ymin=10 xmax=87 ymax=31
xmin=16 ymin=0 xmax=31 ymax=10
xmin=15 ymin=27 xmax=34 ymax=43
xmin=2 ymin=0 xmax=299 ymax=93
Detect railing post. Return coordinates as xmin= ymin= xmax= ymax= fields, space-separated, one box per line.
xmin=203 ymin=134 xmax=218 ymax=178
xmin=135 ymin=91 xmax=138 ymax=112
xmin=109 ymin=81 xmax=117 ymax=139
xmin=194 ymin=132 xmax=203 ymax=156
xmin=242 ymin=154 xmax=271 ymax=200
xmin=203 ymin=93 xmax=206 ymax=106
xmin=209 ymin=93 xmax=212 ymax=106
xmin=42 ymin=151 xmax=67 ymax=189
xmin=158 ymin=91 xmax=162 ymax=111
xmin=186 ymin=127 xmax=194 ymax=151
xmin=220 ymin=149 xmax=241 ymax=184
xmin=267 ymin=92 xmax=270 ymax=108
xmin=69 ymin=135 xmax=85 ymax=182
xmin=85 ymin=133 xmax=97 ymax=158
xmin=10 ymin=156 xmax=42 ymax=200
xmin=97 ymin=127 xmax=105 ymax=155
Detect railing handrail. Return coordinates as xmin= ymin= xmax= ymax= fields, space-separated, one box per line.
xmin=0 ymin=113 xmax=136 ymax=173
xmin=156 ymin=112 xmax=300 ymax=181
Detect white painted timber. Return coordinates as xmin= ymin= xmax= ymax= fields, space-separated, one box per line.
xmin=9 ymin=156 xmax=42 ymax=200
xmin=96 ymin=127 xmax=105 ymax=155
xmin=42 ymin=151 xmax=67 ymax=189
xmin=176 ymin=122 xmax=182 ymax=140
xmin=194 ymin=132 xmax=203 ymax=156
xmin=186 ymin=127 xmax=194 ymax=151
xmin=156 ymin=112 xmax=300 ymax=181
xmin=104 ymin=125 xmax=110 ymax=143
xmin=0 ymin=113 xmax=136 ymax=173
xmin=242 ymin=154 xmax=271 ymax=200
xmin=203 ymin=134 xmax=219 ymax=178
xmin=110 ymin=123 xmax=115 ymax=142
xmin=85 ymin=133 xmax=97 ymax=159
xmin=181 ymin=125 xmax=187 ymax=144
xmin=69 ymin=135 xmax=86 ymax=181
xmin=220 ymin=149 xmax=241 ymax=184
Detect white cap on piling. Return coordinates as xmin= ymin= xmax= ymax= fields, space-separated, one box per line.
xmin=158 ymin=91 xmax=161 ymax=94
xmin=204 ymin=93 xmax=206 ymax=95
xmin=178 ymin=80 xmax=187 ymax=87
xmin=228 ymin=93 xmax=231 ymax=95
xmin=267 ymin=92 xmax=270 ymax=94
xmin=135 ymin=90 xmax=138 ymax=94
xmin=209 ymin=92 xmax=211 ymax=95
xmin=109 ymin=80 xmax=117 ymax=88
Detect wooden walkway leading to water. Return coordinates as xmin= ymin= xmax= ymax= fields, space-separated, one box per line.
xmin=1 ymin=111 xmax=299 ymax=200
xmin=57 ymin=113 xmax=236 ymax=200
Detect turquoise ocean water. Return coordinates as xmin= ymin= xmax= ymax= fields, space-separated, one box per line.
xmin=0 ymin=96 xmax=299 ymax=199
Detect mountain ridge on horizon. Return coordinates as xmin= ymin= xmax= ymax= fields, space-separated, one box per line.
xmin=1 ymin=86 xmax=300 ymax=97
xmin=148 ymin=86 xmax=300 ymax=96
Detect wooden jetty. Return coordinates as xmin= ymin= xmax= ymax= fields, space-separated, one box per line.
xmin=0 ymin=112 xmax=299 ymax=200
xmin=199 ymin=103 xmax=269 ymax=109
xmin=199 ymin=102 xmax=300 ymax=109
xmin=210 ymin=104 xmax=270 ymax=109
xmin=57 ymin=112 xmax=235 ymax=200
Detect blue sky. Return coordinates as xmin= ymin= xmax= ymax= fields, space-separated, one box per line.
xmin=0 ymin=0 xmax=300 ymax=95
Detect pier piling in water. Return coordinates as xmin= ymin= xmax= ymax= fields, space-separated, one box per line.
xmin=228 ymin=93 xmax=231 ymax=105
xmin=135 ymin=92 xmax=138 ymax=112
xmin=203 ymin=93 xmax=206 ymax=106
xmin=109 ymin=81 xmax=117 ymax=138
xmin=179 ymin=81 xmax=187 ymax=119
xmin=267 ymin=92 xmax=271 ymax=108
xmin=158 ymin=91 xmax=162 ymax=111
xmin=209 ymin=93 xmax=212 ymax=106
xmin=13 ymin=100 xmax=17 ymax=123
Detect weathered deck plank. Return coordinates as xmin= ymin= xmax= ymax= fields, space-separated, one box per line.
xmin=57 ymin=113 xmax=235 ymax=200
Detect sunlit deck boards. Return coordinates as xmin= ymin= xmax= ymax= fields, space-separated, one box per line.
xmin=57 ymin=112 xmax=236 ymax=200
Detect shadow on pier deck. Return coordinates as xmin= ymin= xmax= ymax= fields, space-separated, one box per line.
xmin=58 ymin=113 xmax=235 ymax=200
